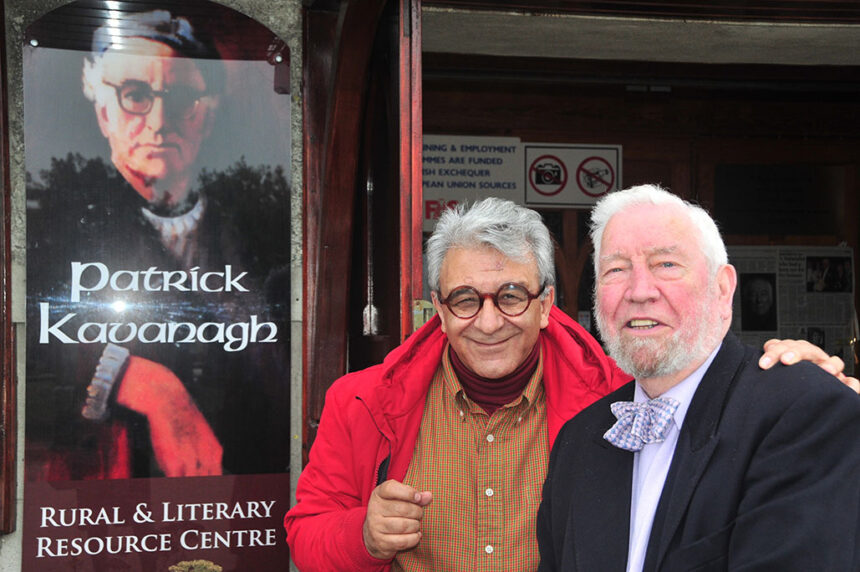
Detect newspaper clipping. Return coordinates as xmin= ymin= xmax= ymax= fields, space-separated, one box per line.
xmin=729 ymin=246 xmax=856 ymax=375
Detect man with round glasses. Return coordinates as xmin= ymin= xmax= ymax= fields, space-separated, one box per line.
xmin=284 ymin=197 xmax=854 ymax=571
xmin=438 ymin=283 xmax=546 ymax=320
xmin=82 ymin=10 xmax=222 ymax=211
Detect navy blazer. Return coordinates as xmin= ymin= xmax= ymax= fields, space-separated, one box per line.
xmin=537 ymin=333 xmax=860 ymax=571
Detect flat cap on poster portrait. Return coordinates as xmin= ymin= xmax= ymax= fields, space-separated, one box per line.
xmin=90 ymin=9 xmax=221 ymax=60
xmin=84 ymin=9 xmax=226 ymax=98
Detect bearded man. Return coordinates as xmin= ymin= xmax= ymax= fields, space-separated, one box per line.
xmin=538 ymin=184 xmax=860 ymax=571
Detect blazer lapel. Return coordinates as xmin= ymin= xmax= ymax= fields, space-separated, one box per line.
xmin=644 ymin=334 xmax=747 ymax=571
xmin=576 ymin=384 xmax=636 ymax=571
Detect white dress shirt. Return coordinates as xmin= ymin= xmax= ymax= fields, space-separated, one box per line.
xmin=625 ymin=345 xmax=721 ymax=572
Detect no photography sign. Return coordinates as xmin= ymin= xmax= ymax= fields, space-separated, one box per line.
xmin=524 ymin=144 xmax=621 ymax=207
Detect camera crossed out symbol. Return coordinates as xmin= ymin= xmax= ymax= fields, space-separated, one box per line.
xmin=529 ymin=155 xmax=567 ymax=196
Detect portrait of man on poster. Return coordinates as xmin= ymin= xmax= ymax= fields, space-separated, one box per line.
xmin=83 ymin=15 xmax=219 ymax=216
xmin=740 ymin=273 xmax=777 ymax=331
xmin=25 ymin=8 xmax=291 ymax=481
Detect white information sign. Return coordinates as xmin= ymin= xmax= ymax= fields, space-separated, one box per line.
xmin=421 ymin=136 xmax=624 ymax=230
xmin=523 ymin=143 xmax=622 ymax=207
xmin=422 ymin=135 xmax=522 ymax=232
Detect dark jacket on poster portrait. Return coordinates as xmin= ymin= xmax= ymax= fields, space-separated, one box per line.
xmin=25 ymin=161 xmax=291 ymax=479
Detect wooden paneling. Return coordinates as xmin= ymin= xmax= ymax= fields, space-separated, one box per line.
xmin=400 ymin=0 xmax=424 ymax=340
xmin=424 ymin=1 xmax=860 ymax=23
xmin=303 ymin=7 xmax=338 ymax=451
xmin=423 ymin=54 xmax=860 ymax=325
xmin=424 ymin=63 xmax=860 ymax=140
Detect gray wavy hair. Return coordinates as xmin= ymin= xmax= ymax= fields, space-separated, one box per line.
xmin=425 ymin=197 xmax=555 ymax=294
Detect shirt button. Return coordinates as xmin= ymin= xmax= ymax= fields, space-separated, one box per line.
xmin=485 ymin=545 xmax=494 ymax=554
xmin=486 ymin=434 xmax=495 ymax=443
xmin=485 ymin=488 xmax=494 ymax=497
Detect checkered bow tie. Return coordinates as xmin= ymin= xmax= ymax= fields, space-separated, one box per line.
xmin=603 ymin=396 xmax=680 ymax=452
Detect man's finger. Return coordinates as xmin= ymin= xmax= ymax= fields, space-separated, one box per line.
xmin=840 ymin=376 xmax=860 ymax=395
xmin=759 ymin=339 xmax=834 ymax=369
xmin=376 ymin=479 xmax=423 ymax=503
xmin=373 ymin=531 xmax=423 ymax=554
xmin=374 ymin=515 xmax=423 ymax=535
xmin=373 ymin=498 xmax=427 ymax=520
xmin=363 ymin=497 xmax=425 ymax=559
xmin=415 ymin=490 xmax=433 ymax=506
xmin=762 ymin=338 xmax=782 ymax=351
xmin=814 ymin=355 xmax=845 ymax=377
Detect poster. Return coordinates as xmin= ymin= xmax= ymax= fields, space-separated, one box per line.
xmin=728 ymin=246 xmax=856 ymax=375
xmin=23 ymin=2 xmax=292 ymax=569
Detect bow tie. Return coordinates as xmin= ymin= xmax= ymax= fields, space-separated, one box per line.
xmin=603 ymin=396 xmax=680 ymax=452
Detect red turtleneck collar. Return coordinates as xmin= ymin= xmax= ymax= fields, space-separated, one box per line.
xmin=450 ymin=342 xmax=540 ymax=416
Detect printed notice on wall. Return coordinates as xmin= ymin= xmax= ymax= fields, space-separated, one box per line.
xmin=728 ymin=246 xmax=856 ymax=375
xmin=523 ymin=143 xmax=622 ymax=207
xmin=23 ymin=3 xmax=292 ymax=569
xmin=422 ymin=135 xmax=522 ymax=231
xmin=422 ymin=135 xmax=624 ymax=232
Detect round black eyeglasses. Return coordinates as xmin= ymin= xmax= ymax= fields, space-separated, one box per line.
xmin=438 ymin=283 xmax=546 ymax=319
xmin=103 ymin=80 xmax=206 ymax=119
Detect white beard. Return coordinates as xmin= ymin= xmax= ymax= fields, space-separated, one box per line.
xmin=595 ymin=284 xmax=723 ymax=381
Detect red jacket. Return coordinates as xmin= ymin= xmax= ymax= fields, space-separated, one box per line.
xmin=284 ymin=306 xmax=630 ymax=571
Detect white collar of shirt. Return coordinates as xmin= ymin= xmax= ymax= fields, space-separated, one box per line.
xmin=626 ymin=343 xmax=722 ymax=572
xmin=140 ymin=196 xmax=206 ymax=263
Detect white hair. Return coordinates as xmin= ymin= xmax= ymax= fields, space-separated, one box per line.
xmin=590 ymin=184 xmax=731 ymax=380
xmin=589 ymin=184 xmax=728 ymax=278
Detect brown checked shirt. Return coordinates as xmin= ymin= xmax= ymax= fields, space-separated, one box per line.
xmin=394 ymin=344 xmax=549 ymax=572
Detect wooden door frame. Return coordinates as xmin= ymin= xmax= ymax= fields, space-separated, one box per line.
xmin=399 ymin=0 xmax=423 ymax=340
xmin=0 ymin=0 xmax=16 ymax=534
xmin=302 ymin=0 xmax=423 ymax=452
